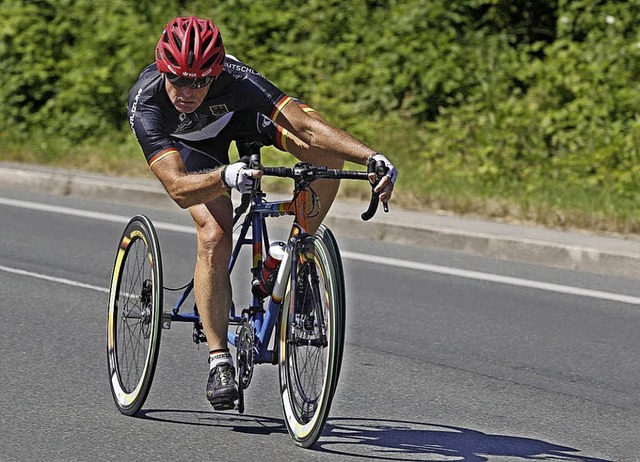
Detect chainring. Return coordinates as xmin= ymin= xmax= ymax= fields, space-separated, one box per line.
xmin=236 ymin=323 xmax=255 ymax=389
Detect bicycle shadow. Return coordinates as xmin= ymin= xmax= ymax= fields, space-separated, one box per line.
xmin=137 ymin=409 xmax=288 ymax=436
xmin=317 ymin=417 xmax=613 ymax=461
xmin=137 ymin=411 xmax=611 ymax=461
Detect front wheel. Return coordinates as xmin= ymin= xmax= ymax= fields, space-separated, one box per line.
xmin=314 ymin=225 xmax=346 ymax=399
xmin=278 ymin=232 xmax=345 ymax=448
xmin=107 ymin=215 xmax=163 ymax=416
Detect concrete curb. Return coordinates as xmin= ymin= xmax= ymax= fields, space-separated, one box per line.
xmin=1 ymin=162 xmax=640 ymax=279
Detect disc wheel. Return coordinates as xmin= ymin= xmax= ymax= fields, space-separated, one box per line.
xmin=278 ymin=232 xmax=345 ymax=447
xmin=107 ymin=215 xmax=163 ymax=416
xmin=236 ymin=323 xmax=255 ymax=414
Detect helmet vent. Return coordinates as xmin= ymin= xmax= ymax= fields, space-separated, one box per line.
xmin=171 ymin=32 xmax=182 ymax=50
xmin=165 ymin=51 xmax=178 ymax=67
xmin=201 ymin=35 xmax=223 ymax=69
xmin=202 ymin=52 xmax=219 ymax=70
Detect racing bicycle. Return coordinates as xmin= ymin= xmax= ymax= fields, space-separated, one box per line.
xmin=106 ymin=143 xmax=388 ymax=447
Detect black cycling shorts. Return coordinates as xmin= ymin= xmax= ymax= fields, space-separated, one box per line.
xmin=174 ymin=110 xmax=277 ymax=173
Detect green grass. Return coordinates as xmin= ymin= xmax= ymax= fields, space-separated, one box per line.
xmin=2 ymin=133 xmax=154 ymax=178
xmin=414 ymin=173 xmax=640 ymax=234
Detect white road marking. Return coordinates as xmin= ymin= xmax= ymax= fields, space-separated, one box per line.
xmin=341 ymin=251 xmax=640 ymax=305
xmin=0 ymin=197 xmax=195 ymax=234
xmin=0 ymin=264 xmax=109 ymax=293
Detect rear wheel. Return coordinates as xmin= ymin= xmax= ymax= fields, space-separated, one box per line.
xmin=107 ymin=215 xmax=163 ymax=416
xmin=278 ymin=233 xmax=345 ymax=447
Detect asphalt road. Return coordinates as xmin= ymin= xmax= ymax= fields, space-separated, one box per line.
xmin=1 ymin=186 xmax=640 ymax=461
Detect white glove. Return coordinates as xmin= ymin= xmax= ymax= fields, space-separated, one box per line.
xmin=222 ymin=161 xmax=255 ymax=193
xmin=371 ymin=153 xmax=398 ymax=185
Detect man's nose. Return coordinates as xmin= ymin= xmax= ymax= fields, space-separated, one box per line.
xmin=178 ymin=86 xmax=195 ymax=96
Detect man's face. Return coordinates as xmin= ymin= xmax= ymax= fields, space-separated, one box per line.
xmin=164 ymin=77 xmax=212 ymax=113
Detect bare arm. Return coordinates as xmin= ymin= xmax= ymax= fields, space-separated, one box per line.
xmin=275 ymin=99 xmax=395 ymax=202
xmin=275 ymin=100 xmax=376 ymax=166
xmin=150 ymin=151 xmax=228 ymax=208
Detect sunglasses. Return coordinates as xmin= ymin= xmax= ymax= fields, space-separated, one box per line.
xmin=165 ymin=73 xmax=214 ymax=89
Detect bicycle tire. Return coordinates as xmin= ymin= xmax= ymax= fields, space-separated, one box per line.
xmin=107 ymin=215 xmax=163 ymax=416
xmin=278 ymin=233 xmax=345 ymax=448
xmin=314 ymin=225 xmax=346 ymax=399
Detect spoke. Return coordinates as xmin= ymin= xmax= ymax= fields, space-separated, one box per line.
xmin=287 ymin=256 xmax=331 ymax=422
xmin=115 ymin=237 xmax=153 ymax=393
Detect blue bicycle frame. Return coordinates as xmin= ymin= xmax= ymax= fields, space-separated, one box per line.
xmin=164 ymin=148 xmax=378 ymax=370
xmin=166 ymin=189 xmax=305 ymax=365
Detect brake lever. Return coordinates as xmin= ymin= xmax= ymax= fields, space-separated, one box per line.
xmin=361 ymin=158 xmax=390 ymax=220
xmin=374 ymin=160 xmax=391 ymax=214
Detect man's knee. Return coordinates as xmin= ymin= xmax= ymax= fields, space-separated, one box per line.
xmin=306 ymin=151 xmax=344 ymax=169
xmin=324 ymin=156 xmax=344 ymax=169
xmin=196 ymin=224 xmax=232 ymax=264
xmin=189 ymin=198 xmax=234 ymax=265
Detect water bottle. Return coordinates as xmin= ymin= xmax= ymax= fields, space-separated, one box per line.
xmin=252 ymin=241 xmax=286 ymax=298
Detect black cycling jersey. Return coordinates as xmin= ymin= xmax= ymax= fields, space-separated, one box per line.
xmin=127 ymin=55 xmax=296 ymax=171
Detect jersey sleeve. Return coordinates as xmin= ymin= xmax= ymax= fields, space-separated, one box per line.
xmin=127 ymin=76 xmax=180 ymax=167
xmin=130 ymin=104 xmax=177 ymax=166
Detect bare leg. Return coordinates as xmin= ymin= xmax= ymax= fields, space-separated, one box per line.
xmin=281 ymin=111 xmax=345 ymax=234
xmin=292 ymin=150 xmax=344 ymax=234
xmin=188 ymin=195 xmax=234 ymax=352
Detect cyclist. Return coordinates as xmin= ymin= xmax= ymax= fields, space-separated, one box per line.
xmin=127 ymin=16 xmax=398 ymax=410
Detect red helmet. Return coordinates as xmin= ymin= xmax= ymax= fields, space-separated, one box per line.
xmin=155 ymin=16 xmax=225 ymax=78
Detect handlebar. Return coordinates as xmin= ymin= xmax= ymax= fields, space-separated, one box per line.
xmin=261 ymin=165 xmax=367 ymax=180
xmin=261 ymin=164 xmax=385 ymax=221
xmin=236 ymin=141 xmax=389 ymax=221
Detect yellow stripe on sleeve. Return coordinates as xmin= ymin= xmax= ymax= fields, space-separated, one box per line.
xmin=148 ymin=148 xmax=178 ymax=168
xmin=270 ymin=95 xmax=292 ymax=121
xmin=276 ymin=126 xmax=289 ymax=151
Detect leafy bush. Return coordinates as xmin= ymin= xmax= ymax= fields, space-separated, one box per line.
xmin=0 ymin=0 xmax=177 ymax=146
xmin=3 ymin=0 xmax=640 ymax=230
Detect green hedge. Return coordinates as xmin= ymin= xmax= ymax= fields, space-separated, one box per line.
xmin=2 ymin=1 xmax=640 ymax=229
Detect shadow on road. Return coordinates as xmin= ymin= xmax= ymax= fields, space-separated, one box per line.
xmin=137 ymin=411 xmax=611 ymax=461
xmin=137 ymin=408 xmax=287 ymax=436
xmin=319 ymin=417 xmax=613 ymax=462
